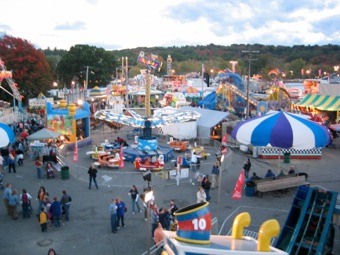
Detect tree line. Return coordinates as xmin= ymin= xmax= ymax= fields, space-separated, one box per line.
xmin=1 ymin=34 xmax=339 ymax=106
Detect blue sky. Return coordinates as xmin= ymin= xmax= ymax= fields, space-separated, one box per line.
xmin=1 ymin=0 xmax=339 ymax=50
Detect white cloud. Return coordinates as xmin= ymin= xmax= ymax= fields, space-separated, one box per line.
xmin=1 ymin=0 xmax=340 ymax=50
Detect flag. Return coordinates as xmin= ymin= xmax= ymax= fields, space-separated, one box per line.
xmin=119 ymin=145 xmax=124 ymax=168
xmin=301 ymin=69 xmax=304 ymax=76
xmin=202 ymin=63 xmax=205 ymax=75
xmin=318 ymin=69 xmax=322 ymax=77
xmin=232 ymin=170 xmax=245 ymax=200
xmin=73 ymin=139 xmax=78 ymax=162
xmin=222 ymin=134 xmax=227 ymax=144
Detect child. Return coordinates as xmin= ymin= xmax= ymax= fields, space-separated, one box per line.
xmin=39 ymin=207 xmax=48 ymax=232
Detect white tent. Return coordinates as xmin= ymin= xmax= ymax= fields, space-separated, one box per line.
xmin=159 ymin=121 xmax=197 ymax=140
xmin=27 ymin=128 xmax=61 ymax=140
xmin=180 ymin=107 xmax=230 ymax=139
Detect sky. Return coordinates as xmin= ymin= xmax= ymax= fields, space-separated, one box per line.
xmin=1 ymin=0 xmax=340 ymax=51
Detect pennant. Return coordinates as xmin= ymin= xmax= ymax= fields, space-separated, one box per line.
xmin=232 ymin=170 xmax=245 ymax=200
xmin=73 ymin=139 xmax=78 ymax=162
xmin=119 ymin=145 xmax=124 ymax=168
xmin=222 ymin=134 xmax=227 ymax=144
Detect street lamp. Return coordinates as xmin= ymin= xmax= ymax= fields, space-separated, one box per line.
xmin=144 ymin=190 xmax=154 ymax=255
xmin=334 ymin=66 xmax=339 ymax=73
xmin=242 ymin=50 xmax=259 ymax=119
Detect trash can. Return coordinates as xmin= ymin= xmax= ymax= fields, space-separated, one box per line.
xmin=61 ymin=166 xmax=69 ymax=180
xmin=245 ymin=181 xmax=256 ymax=197
xmin=283 ymin=152 xmax=291 ymax=164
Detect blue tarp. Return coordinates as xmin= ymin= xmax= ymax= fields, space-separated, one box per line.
xmin=197 ymin=91 xmax=216 ymax=110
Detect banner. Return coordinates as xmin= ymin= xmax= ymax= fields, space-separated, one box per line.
xmin=232 ymin=169 xmax=245 ymax=200
xmin=119 ymin=145 xmax=124 ymax=168
xmin=222 ymin=134 xmax=227 ymax=144
xmin=73 ymin=139 xmax=78 ymax=162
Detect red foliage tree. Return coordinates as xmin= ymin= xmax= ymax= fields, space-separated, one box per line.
xmin=0 ymin=35 xmax=54 ymax=105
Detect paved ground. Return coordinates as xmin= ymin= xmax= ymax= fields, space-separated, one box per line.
xmin=0 ymin=126 xmax=339 ymax=255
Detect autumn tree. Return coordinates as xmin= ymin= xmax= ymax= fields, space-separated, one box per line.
xmin=56 ymin=45 xmax=118 ymax=89
xmin=0 ymin=34 xmax=54 ymax=105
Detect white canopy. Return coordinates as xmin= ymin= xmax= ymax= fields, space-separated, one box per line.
xmin=27 ymin=128 xmax=61 ymax=140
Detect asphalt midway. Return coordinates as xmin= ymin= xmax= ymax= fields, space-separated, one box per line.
xmin=1 ymin=126 xmax=339 ymax=255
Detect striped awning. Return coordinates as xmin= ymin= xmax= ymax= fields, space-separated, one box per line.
xmin=89 ymin=86 xmax=106 ymax=97
xmin=295 ymin=94 xmax=340 ymax=111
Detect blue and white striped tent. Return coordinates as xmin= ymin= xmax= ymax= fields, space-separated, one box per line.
xmin=89 ymin=86 xmax=106 ymax=97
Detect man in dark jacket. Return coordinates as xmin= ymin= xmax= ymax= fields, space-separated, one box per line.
xmin=49 ymin=197 xmax=62 ymax=230
xmin=88 ymin=163 xmax=99 ymax=189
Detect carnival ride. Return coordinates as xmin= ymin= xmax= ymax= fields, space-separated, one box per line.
xmin=162 ymin=185 xmax=338 ymax=255
xmin=86 ymin=145 xmax=106 ymax=160
xmin=94 ymin=52 xmax=201 ymax=164
xmin=86 ymin=139 xmax=122 ymax=160
xmin=169 ymin=140 xmax=188 ymax=152
xmin=163 ymin=202 xmax=289 ymax=255
xmin=198 ymin=69 xmax=292 ymax=116
xmin=0 ymin=59 xmax=23 ymax=111
xmin=191 ymin=146 xmax=210 ymax=159
xmin=275 ymin=186 xmax=337 ymax=255
xmin=133 ymin=155 xmax=164 ymax=171
xmin=94 ymin=152 xmax=123 ymax=168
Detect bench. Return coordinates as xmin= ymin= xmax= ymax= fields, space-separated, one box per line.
xmin=255 ymin=175 xmax=309 ymax=197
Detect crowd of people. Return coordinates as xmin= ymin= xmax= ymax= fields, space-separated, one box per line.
xmin=2 ymin=183 xmax=71 ymax=237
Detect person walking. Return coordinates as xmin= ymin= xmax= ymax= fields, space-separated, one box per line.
xmin=151 ymin=204 xmax=159 ymax=238
xmin=153 ymin=222 xmax=165 ymax=252
xmin=168 ymin=199 xmax=178 ymax=221
xmin=39 ymin=207 xmax=48 ymax=232
xmin=49 ymin=197 xmax=62 ymax=230
xmin=8 ymin=153 xmax=16 ymax=173
xmin=0 ymin=154 xmax=3 ymax=171
xmin=88 ymin=163 xmax=99 ymax=189
xmin=35 ymin=157 xmax=43 ymax=179
xmin=36 ymin=186 xmax=47 ymax=216
xmin=3 ymin=183 xmax=12 ymax=216
xmin=196 ymin=186 xmax=207 ymax=203
xmin=210 ymin=161 xmax=220 ymax=189
xmin=128 ymin=185 xmax=142 ymax=214
xmin=201 ymin=175 xmax=211 ymax=201
xmin=9 ymin=189 xmax=20 ymax=220
xmin=242 ymin=158 xmax=251 ymax=179
xmin=116 ymin=197 xmax=126 ymax=228
xmin=60 ymin=190 xmax=72 ymax=221
xmin=20 ymin=189 xmax=32 ymax=218
xmin=109 ymin=198 xmax=118 ymax=233
xmin=158 ymin=207 xmax=171 ymax=230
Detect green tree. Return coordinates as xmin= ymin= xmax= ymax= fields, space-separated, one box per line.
xmin=0 ymin=35 xmax=54 ymax=105
xmin=56 ymin=45 xmax=118 ymax=89
xmin=287 ymin=58 xmax=306 ymax=79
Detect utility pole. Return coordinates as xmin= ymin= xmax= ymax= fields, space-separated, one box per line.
xmin=241 ymin=50 xmax=259 ymax=119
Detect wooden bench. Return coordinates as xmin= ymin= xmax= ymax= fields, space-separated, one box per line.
xmin=255 ymin=175 xmax=309 ymax=197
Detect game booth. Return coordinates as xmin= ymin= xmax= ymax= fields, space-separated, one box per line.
xmin=45 ymin=99 xmax=92 ymax=150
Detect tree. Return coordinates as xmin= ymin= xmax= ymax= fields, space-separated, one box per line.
xmin=56 ymin=45 xmax=118 ymax=89
xmin=287 ymin=59 xmax=306 ymax=79
xmin=0 ymin=35 xmax=54 ymax=105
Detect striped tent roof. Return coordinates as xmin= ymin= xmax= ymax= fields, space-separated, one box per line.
xmin=295 ymin=94 xmax=340 ymax=111
xmin=89 ymin=86 xmax=106 ymax=97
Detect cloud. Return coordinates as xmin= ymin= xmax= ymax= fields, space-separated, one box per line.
xmin=55 ymin=21 xmax=87 ymax=31
xmin=1 ymin=0 xmax=340 ymax=50
xmin=0 ymin=25 xmax=12 ymax=31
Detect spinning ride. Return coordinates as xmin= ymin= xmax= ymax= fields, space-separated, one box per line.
xmin=94 ymin=52 xmax=201 ymax=164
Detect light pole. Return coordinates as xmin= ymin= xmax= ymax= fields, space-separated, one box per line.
xmin=242 ymin=50 xmax=259 ymax=119
xmin=144 ymin=190 xmax=154 ymax=255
